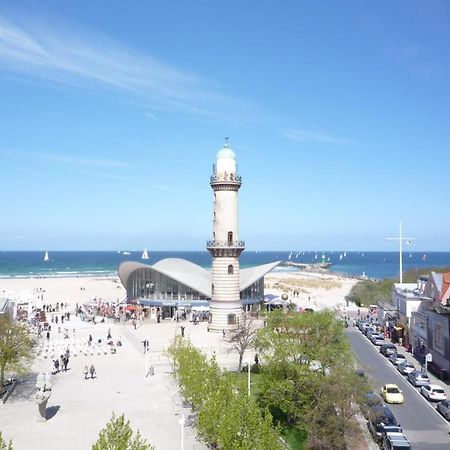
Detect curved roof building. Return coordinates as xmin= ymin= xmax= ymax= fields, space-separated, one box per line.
xmin=118 ymin=258 xmax=280 ymax=309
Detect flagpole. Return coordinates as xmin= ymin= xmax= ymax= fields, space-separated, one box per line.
xmin=385 ymin=222 xmax=415 ymax=284
xmin=399 ymin=222 xmax=403 ymax=284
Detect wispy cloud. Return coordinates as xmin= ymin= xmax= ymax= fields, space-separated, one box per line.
xmin=0 ymin=149 xmax=130 ymax=168
xmin=283 ymin=129 xmax=353 ymax=145
xmin=0 ymin=14 xmax=254 ymax=122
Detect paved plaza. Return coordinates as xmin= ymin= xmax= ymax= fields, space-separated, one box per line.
xmin=1 ymin=315 xmax=246 ymax=450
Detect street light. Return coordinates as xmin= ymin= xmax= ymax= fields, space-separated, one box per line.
xmin=178 ymin=414 xmax=185 ymax=450
xmin=247 ymin=360 xmax=251 ymax=397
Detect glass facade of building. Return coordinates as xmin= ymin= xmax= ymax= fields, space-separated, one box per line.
xmin=126 ymin=267 xmax=264 ymax=306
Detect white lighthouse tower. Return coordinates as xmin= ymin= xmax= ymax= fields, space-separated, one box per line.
xmin=207 ymin=141 xmax=244 ymax=332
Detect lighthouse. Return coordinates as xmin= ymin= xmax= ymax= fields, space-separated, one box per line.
xmin=207 ymin=141 xmax=244 ymax=331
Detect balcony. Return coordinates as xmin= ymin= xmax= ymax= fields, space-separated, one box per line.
xmin=210 ymin=172 xmax=242 ymax=184
xmin=206 ymin=240 xmax=245 ymax=249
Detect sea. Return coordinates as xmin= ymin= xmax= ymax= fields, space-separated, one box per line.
xmin=0 ymin=251 xmax=449 ymax=280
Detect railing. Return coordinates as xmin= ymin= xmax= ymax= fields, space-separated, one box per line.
xmin=210 ymin=172 xmax=241 ymax=183
xmin=206 ymin=240 xmax=245 ymax=248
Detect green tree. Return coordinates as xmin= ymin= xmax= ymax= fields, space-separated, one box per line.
xmin=0 ymin=315 xmax=35 ymax=390
xmin=0 ymin=432 xmax=13 ymax=450
xmin=256 ymin=310 xmax=366 ymax=449
xmin=347 ymin=278 xmax=393 ymax=307
xmin=169 ymin=337 xmax=283 ymax=449
xmin=92 ymin=414 xmax=154 ymax=450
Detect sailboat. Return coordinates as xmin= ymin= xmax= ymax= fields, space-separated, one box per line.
xmin=43 ymin=251 xmax=49 ymax=262
xmin=343 ymin=251 xmax=347 ymax=257
xmin=142 ymin=248 xmax=149 ymax=260
xmin=288 ymin=252 xmax=293 ymax=260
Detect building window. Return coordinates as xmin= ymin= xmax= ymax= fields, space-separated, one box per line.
xmin=227 ymin=314 xmax=236 ymax=325
xmin=227 ymin=231 xmax=233 ymax=244
xmin=228 ymin=264 xmax=234 ymax=275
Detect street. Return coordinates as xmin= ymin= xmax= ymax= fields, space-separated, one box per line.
xmin=346 ymin=326 xmax=450 ymax=449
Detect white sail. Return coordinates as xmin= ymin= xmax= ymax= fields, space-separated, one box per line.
xmin=343 ymin=251 xmax=347 ymax=257
xmin=44 ymin=251 xmax=49 ymax=262
xmin=142 ymin=248 xmax=149 ymax=260
xmin=339 ymin=254 xmax=343 ymax=261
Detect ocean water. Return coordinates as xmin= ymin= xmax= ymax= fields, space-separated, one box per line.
xmin=0 ymin=251 xmax=449 ymax=280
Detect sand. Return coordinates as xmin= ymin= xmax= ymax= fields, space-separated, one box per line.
xmin=0 ymin=276 xmax=126 ymax=309
xmin=1 ymin=269 xmax=357 ymax=314
xmin=265 ymin=269 xmax=358 ymax=312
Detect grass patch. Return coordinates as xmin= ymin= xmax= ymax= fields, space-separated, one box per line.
xmin=282 ymin=425 xmax=308 ymax=450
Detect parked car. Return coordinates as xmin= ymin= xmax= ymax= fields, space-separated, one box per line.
xmin=397 ymin=361 xmax=415 ymax=375
xmin=382 ymin=432 xmax=412 ymax=450
xmin=362 ymin=391 xmax=383 ymax=418
xmin=407 ymin=370 xmax=430 ymax=387
xmin=389 ymin=353 xmax=407 ymax=366
xmin=358 ymin=321 xmax=369 ymax=331
xmin=380 ymin=343 xmax=397 ymax=357
xmin=420 ymin=384 xmax=447 ymax=401
xmin=373 ymin=335 xmax=386 ymax=346
xmin=381 ymin=384 xmax=404 ymax=404
xmin=436 ymin=400 xmax=450 ymax=420
xmin=366 ymin=328 xmax=378 ymax=339
xmin=367 ymin=405 xmax=400 ymax=442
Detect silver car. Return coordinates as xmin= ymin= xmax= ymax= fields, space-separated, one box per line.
xmin=389 ymin=353 xmax=407 ymax=366
xmin=397 ymin=361 xmax=415 ymax=375
xmin=436 ymin=400 xmax=450 ymax=420
xmin=407 ymin=370 xmax=430 ymax=387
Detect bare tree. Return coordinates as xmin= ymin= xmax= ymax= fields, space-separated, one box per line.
xmin=227 ymin=319 xmax=260 ymax=371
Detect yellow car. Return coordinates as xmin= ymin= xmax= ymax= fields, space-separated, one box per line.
xmin=381 ymin=384 xmax=404 ymax=404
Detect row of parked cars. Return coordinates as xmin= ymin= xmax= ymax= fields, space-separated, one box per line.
xmin=357 ymin=317 xmax=450 ymax=448
xmin=357 ymin=320 xmax=412 ymax=449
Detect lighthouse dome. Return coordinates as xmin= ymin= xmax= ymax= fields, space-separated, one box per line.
xmin=217 ymin=145 xmax=235 ymax=160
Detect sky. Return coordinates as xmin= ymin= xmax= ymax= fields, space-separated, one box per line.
xmin=0 ymin=0 xmax=449 ymax=251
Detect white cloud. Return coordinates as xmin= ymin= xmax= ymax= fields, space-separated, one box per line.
xmin=0 ymin=149 xmax=130 ymax=168
xmin=283 ymin=129 xmax=353 ymax=145
xmin=0 ymin=14 xmax=253 ymax=122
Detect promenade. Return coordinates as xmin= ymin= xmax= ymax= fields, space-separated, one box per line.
xmin=1 ymin=314 xmax=241 ymax=450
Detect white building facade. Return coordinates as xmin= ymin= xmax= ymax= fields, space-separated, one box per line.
xmin=207 ymin=144 xmax=244 ymax=331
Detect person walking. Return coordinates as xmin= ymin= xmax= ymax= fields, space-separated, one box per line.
xmin=63 ymin=356 xmax=69 ymax=372
xmin=83 ymin=365 xmax=89 ymax=380
xmin=88 ymin=334 xmax=93 ymax=346
xmin=89 ymin=364 xmax=96 ymax=379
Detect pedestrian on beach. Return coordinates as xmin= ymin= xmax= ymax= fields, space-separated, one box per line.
xmin=222 ymin=329 xmax=226 ymax=338
xmin=88 ymin=334 xmax=92 ymax=345
xmin=54 ymin=359 xmax=59 ymax=374
xmin=83 ymin=365 xmax=89 ymax=380
xmin=46 ymin=331 xmax=50 ymax=340
xmin=89 ymin=364 xmax=96 ymax=379
xmin=107 ymin=329 xmax=112 ymax=340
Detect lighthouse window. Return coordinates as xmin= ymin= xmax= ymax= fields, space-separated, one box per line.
xmin=227 ymin=231 xmax=233 ymax=244
xmin=228 ymin=265 xmax=234 ymax=275
xmin=227 ymin=314 xmax=236 ymax=325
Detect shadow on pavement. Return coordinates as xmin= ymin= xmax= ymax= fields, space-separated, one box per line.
xmin=46 ymin=405 xmax=61 ymax=420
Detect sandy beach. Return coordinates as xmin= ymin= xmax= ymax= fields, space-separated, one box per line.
xmin=0 ymin=276 xmax=126 ymax=309
xmin=1 ymin=269 xmax=357 ymax=314
xmin=265 ymin=269 xmax=358 ymax=312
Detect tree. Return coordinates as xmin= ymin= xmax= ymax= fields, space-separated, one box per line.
xmin=0 ymin=432 xmax=13 ymax=450
xmin=92 ymin=413 xmax=154 ymax=450
xmin=227 ymin=319 xmax=259 ymax=371
xmin=0 ymin=315 xmax=35 ymax=390
xmin=256 ymin=310 xmax=366 ymax=449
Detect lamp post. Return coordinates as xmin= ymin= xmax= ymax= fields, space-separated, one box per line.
xmin=247 ymin=360 xmax=251 ymax=397
xmin=178 ymin=415 xmax=185 ymax=450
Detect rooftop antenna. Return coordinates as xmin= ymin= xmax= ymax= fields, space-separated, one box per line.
xmin=385 ymin=222 xmax=415 ymax=283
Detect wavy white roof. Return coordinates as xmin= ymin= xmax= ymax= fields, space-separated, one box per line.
xmin=118 ymin=258 xmax=280 ymax=297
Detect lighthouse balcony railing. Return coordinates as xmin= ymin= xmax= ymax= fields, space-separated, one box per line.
xmin=210 ymin=173 xmax=241 ymax=183
xmin=206 ymin=240 xmax=245 ymax=248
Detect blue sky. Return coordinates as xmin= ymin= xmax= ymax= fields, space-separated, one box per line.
xmin=0 ymin=0 xmax=449 ymax=251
